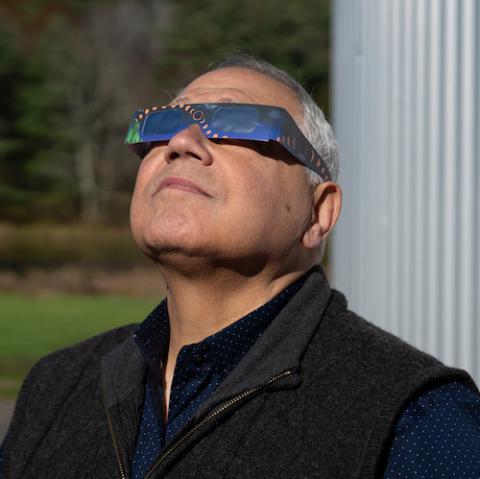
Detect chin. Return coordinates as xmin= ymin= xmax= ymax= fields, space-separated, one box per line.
xmin=137 ymin=225 xmax=212 ymax=262
xmin=133 ymin=207 xmax=201 ymax=247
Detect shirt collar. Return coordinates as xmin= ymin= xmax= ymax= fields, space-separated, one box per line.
xmin=134 ymin=300 xmax=169 ymax=369
xmin=134 ymin=273 xmax=309 ymax=374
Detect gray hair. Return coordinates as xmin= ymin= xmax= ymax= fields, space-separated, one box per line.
xmin=210 ymin=54 xmax=340 ymax=185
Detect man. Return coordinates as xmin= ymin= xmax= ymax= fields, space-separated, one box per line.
xmin=1 ymin=55 xmax=479 ymax=478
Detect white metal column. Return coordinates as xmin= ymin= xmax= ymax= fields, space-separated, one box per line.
xmin=331 ymin=0 xmax=479 ymax=383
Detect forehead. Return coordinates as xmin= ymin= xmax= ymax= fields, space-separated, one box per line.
xmin=176 ymin=67 xmax=303 ymax=123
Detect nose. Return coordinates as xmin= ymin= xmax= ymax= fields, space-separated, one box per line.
xmin=163 ymin=124 xmax=213 ymax=166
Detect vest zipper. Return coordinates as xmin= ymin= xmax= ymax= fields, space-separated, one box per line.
xmin=104 ymin=401 xmax=127 ymax=479
xmin=144 ymin=369 xmax=294 ymax=479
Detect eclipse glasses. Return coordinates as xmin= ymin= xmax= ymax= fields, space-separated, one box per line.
xmin=125 ymin=103 xmax=331 ymax=182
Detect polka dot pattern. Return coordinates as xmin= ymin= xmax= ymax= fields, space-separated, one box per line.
xmin=131 ymin=382 xmax=164 ymax=477
xmin=131 ymin=274 xmax=306 ymax=478
xmin=384 ymin=381 xmax=480 ymax=478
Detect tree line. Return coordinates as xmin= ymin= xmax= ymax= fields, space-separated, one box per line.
xmin=0 ymin=0 xmax=331 ymax=224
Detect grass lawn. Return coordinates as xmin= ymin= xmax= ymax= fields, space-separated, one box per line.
xmin=0 ymin=293 xmax=160 ymax=398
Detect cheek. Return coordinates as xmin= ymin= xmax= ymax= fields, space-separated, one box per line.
xmin=131 ymin=154 xmax=163 ymax=206
xmin=130 ymin=162 xmax=156 ymax=228
xmin=225 ymin=169 xmax=288 ymax=234
xmin=135 ymin=156 xmax=158 ymax=193
xmin=246 ymin=171 xmax=311 ymax=237
xmin=232 ymin=168 xmax=276 ymax=211
xmin=241 ymin=167 xmax=303 ymax=213
xmin=129 ymin=189 xmax=147 ymax=246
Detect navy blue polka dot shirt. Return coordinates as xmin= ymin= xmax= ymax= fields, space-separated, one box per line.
xmin=130 ymin=278 xmax=480 ymax=479
xmin=384 ymin=381 xmax=480 ymax=478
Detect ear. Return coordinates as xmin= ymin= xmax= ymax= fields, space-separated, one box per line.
xmin=302 ymin=181 xmax=342 ymax=250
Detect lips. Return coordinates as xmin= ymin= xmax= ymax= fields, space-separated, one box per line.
xmin=155 ymin=176 xmax=212 ymax=197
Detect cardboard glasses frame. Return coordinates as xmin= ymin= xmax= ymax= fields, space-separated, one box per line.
xmin=125 ymin=103 xmax=331 ymax=182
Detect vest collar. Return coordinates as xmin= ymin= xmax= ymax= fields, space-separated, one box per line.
xmin=195 ymin=266 xmax=332 ymax=418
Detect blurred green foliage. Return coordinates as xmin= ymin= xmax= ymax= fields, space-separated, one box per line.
xmin=0 ymin=0 xmax=331 ymax=224
xmin=0 ymin=222 xmax=143 ymax=268
xmin=158 ymin=0 xmax=331 ymax=106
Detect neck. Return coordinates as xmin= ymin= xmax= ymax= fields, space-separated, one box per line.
xmin=160 ymin=262 xmax=307 ymax=355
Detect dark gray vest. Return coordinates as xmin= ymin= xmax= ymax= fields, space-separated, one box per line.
xmin=3 ymin=268 xmax=476 ymax=478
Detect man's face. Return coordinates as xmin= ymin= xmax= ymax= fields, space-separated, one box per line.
xmin=130 ymin=67 xmax=315 ymax=270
